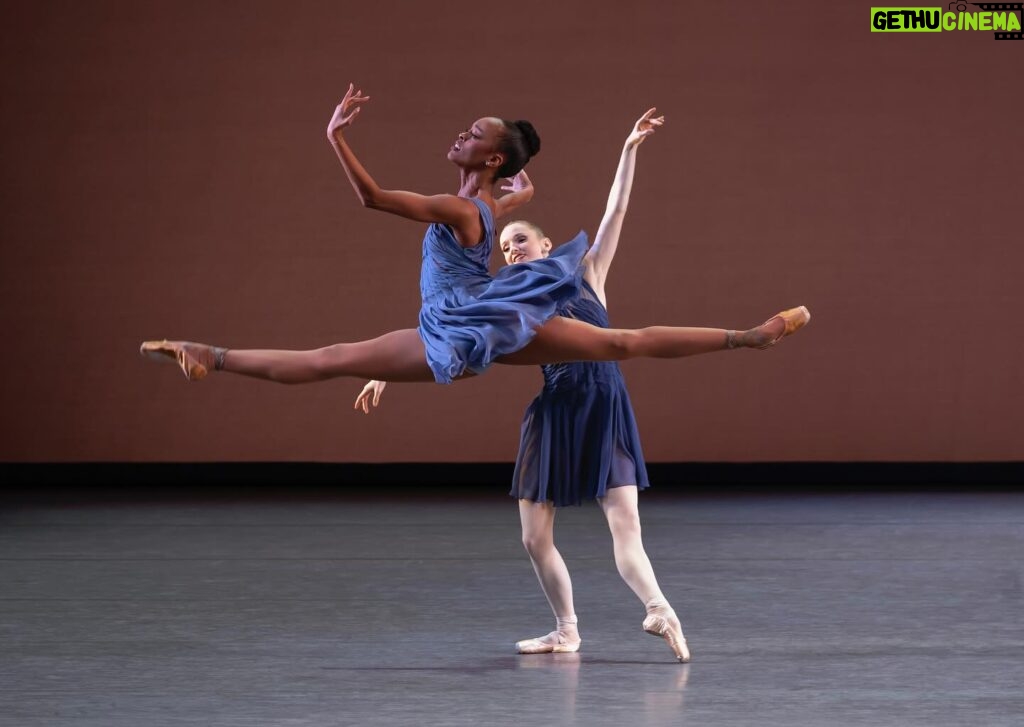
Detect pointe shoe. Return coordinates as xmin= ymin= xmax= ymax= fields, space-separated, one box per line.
xmin=756 ymin=305 xmax=811 ymax=349
xmin=515 ymin=630 xmax=582 ymax=655
xmin=139 ymin=340 xmax=216 ymax=381
xmin=643 ymin=610 xmax=691 ymax=663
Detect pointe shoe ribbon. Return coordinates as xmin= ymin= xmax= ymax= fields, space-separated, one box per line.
xmin=139 ymin=340 xmax=210 ymax=381
xmin=515 ymin=631 xmax=582 ymax=654
xmin=643 ymin=611 xmax=691 ymax=663
xmin=756 ymin=305 xmax=811 ymax=349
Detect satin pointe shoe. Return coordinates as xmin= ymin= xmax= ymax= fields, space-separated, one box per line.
xmin=139 ymin=340 xmax=220 ymax=381
xmin=515 ymin=630 xmax=582 ymax=654
xmin=643 ymin=609 xmax=691 ymax=663
xmin=756 ymin=305 xmax=810 ymax=349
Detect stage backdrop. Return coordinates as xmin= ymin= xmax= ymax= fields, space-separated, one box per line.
xmin=1 ymin=1 xmax=1020 ymax=463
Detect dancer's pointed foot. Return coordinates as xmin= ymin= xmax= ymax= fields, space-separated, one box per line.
xmin=743 ymin=305 xmax=810 ymax=349
xmin=515 ymin=629 xmax=582 ymax=654
xmin=643 ymin=607 xmax=690 ymax=663
xmin=139 ymin=340 xmax=221 ymax=381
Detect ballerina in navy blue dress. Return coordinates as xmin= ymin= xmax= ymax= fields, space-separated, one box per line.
xmin=142 ymin=83 xmax=808 ymax=389
xmin=355 ymin=110 xmax=692 ymax=661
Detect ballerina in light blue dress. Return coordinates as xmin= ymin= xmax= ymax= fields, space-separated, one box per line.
xmin=142 ymin=84 xmax=809 ymax=385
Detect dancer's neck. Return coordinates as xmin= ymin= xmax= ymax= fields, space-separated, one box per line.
xmin=456 ymin=169 xmax=496 ymax=200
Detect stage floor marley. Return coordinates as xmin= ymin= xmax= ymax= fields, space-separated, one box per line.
xmin=2 ymin=490 xmax=1022 ymax=726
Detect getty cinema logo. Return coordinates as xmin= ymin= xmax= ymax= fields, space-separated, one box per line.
xmin=871 ymin=3 xmax=1023 ymax=38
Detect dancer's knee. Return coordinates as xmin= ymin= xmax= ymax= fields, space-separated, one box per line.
xmin=307 ymin=344 xmax=349 ymax=381
xmin=608 ymin=508 xmax=643 ymax=542
xmin=522 ymin=531 xmax=554 ymax=558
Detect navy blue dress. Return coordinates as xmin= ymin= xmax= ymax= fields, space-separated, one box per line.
xmin=417 ymin=197 xmax=588 ymax=384
xmin=511 ymin=279 xmax=650 ymax=507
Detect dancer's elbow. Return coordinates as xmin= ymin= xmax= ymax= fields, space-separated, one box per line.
xmin=357 ymin=187 xmax=391 ymax=210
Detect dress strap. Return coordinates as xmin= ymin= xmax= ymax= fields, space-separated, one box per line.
xmin=466 ymin=196 xmax=495 ymax=241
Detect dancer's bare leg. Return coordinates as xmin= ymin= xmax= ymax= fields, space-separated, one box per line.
xmin=497 ymin=306 xmax=807 ymax=367
xmin=599 ymin=486 xmax=665 ymax=604
xmin=515 ymin=499 xmax=581 ymax=654
xmin=144 ymin=306 xmax=808 ymax=380
xmin=220 ymin=330 xmax=436 ymax=382
xmin=141 ymin=329 xmax=437 ymax=383
xmin=599 ymin=486 xmax=690 ymax=663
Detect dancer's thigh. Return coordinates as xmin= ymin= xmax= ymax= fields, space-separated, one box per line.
xmin=598 ymin=485 xmax=640 ymax=516
xmin=497 ymin=317 xmax=625 ymax=366
xmin=321 ymin=329 xmax=436 ymax=382
xmin=598 ymin=486 xmax=642 ymax=533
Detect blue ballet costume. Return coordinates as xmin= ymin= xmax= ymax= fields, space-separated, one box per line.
xmin=510 ymin=279 xmax=650 ymax=507
xmin=417 ymin=197 xmax=588 ymax=384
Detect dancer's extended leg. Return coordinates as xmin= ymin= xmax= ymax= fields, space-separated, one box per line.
xmin=497 ymin=306 xmax=809 ymax=366
xmin=515 ymin=499 xmax=581 ymax=654
xmin=599 ymin=486 xmax=690 ymax=662
xmin=142 ymin=308 xmax=809 ymax=381
xmin=141 ymin=329 xmax=436 ymax=383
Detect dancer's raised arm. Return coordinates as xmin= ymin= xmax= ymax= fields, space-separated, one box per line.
xmin=584 ymin=108 xmax=664 ymax=298
xmin=495 ymin=170 xmax=535 ymax=218
xmin=327 ymin=83 xmax=482 ymax=244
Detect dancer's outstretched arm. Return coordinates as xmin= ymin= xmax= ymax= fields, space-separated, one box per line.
xmin=326 ymin=83 xmax=485 ymax=246
xmin=584 ymin=108 xmax=663 ymax=302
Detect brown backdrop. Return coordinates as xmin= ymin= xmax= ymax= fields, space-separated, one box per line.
xmin=1 ymin=1 xmax=1020 ymax=463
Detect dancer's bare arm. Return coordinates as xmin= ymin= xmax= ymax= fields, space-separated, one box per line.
xmin=584 ymin=108 xmax=664 ymax=302
xmin=354 ymin=380 xmax=387 ymax=414
xmin=494 ymin=170 xmax=534 ymax=218
xmin=327 ymin=83 xmax=481 ymax=243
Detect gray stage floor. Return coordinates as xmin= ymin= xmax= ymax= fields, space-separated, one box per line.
xmin=1 ymin=491 xmax=1022 ymax=727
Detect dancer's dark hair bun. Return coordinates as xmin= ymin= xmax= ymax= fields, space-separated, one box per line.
xmin=497 ymin=118 xmax=541 ymax=178
xmin=513 ymin=120 xmax=541 ymax=157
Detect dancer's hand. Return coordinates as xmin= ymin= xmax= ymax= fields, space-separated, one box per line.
xmin=500 ymin=170 xmax=533 ymax=195
xmin=625 ymin=108 xmax=664 ymax=148
xmin=328 ymin=83 xmax=371 ymax=142
xmin=354 ymin=379 xmax=387 ymax=414
xmin=495 ymin=170 xmax=534 ymax=217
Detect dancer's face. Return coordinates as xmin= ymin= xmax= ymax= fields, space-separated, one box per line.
xmin=500 ymin=222 xmax=552 ymax=265
xmin=447 ymin=117 xmax=505 ymax=171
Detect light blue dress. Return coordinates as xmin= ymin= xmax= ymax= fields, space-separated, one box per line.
xmin=417 ymin=197 xmax=588 ymax=384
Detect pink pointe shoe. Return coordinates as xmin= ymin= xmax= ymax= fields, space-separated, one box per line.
xmin=515 ymin=630 xmax=582 ymax=655
xmin=643 ymin=609 xmax=691 ymax=663
xmin=139 ymin=340 xmax=221 ymax=381
xmin=756 ymin=305 xmax=811 ymax=349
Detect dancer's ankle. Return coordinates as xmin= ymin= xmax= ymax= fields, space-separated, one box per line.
xmin=731 ymin=317 xmax=785 ymax=349
xmin=213 ymin=346 xmax=229 ymax=371
xmin=645 ymin=597 xmax=672 ymax=615
xmin=556 ymin=614 xmax=580 ymax=641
